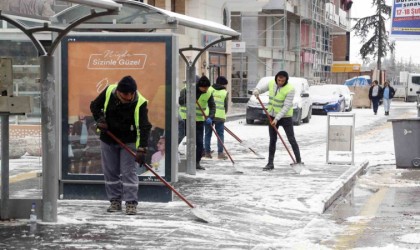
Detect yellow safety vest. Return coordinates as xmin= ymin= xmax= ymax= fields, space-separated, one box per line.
xmin=103 ymin=84 xmax=147 ymax=148
xmin=179 ymin=88 xmax=212 ymax=121
xmin=268 ymin=80 xmax=293 ymax=117
xmin=205 ymin=86 xmax=227 ymax=119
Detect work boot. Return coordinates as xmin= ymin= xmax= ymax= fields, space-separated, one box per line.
xmin=218 ymin=152 xmax=228 ymax=160
xmin=107 ymin=200 xmax=122 ymax=212
xmin=263 ymin=163 xmax=274 ymax=171
xmin=203 ymin=152 xmax=212 ymax=158
xmin=201 ymin=150 xmax=213 ymax=157
xmin=196 ymin=162 xmax=206 ymax=170
xmin=125 ymin=201 xmax=137 ymax=215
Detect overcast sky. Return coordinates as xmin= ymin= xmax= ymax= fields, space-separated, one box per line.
xmin=350 ymin=0 xmax=420 ymax=65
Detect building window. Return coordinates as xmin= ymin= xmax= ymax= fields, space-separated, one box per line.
xmin=223 ymin=8 xmax=228 ymax=26
xmin=207 ymin=53 xmax=227 ymax=84
xmin=231 ymin=12 xmax=241 ymax=32
xmin=171 ymin=0 xmax=176 ymax=12
xmin=171 ymin=0 xmax=185 ymax=14
xmin=0 ymin=40 xmax=41 ymax=117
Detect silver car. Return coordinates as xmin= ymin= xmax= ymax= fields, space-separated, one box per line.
xmin=246 ymin=76 xmax=312 ymax=125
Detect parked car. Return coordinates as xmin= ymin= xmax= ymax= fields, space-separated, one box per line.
xmin=334 ymin=84 xmax=354 ymax=111
xmin=246 ymin=76 xmax=312 ymax=125
xmin=309 ymin=84 xmax=349 ymax=114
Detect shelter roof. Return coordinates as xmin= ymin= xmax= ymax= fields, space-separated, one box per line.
xmin=52 ymin=0 xmax=240 ymax=37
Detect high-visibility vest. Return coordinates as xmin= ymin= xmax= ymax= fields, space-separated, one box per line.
xmin=205 ymin=86 xmax=227 ymax=119
xmin=104 ymin=84 xmax=147 ymax=148
xmin=179 ymin=88 xmax=212 ymax=121
xmin=268 ymin=80 xmax=293 ymax=117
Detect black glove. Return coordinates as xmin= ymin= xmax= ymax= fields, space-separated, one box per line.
xmin=135 ymin=147 xmax=147 ymax=165
xmin=96 ymin=117 xmax=108 ymax=132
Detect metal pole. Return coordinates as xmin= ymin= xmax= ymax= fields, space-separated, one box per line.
xmin=240 ymin=53 xmax=243 ymax=97
xmin=0 ymin=114 xmax=10 ymax=220
xmin=351 ymin=113 xmax=355 ymax=165
xmin=297 ymin=17 xmax=302 ymax=77
xmin=186 ymin=65 xmax=197 ymax=175
xmin=40 ymin=55 xmax=58 ymax=222
xmin=326 ymin=114 xmax=330 ymax=163
xmin=179 ymin=37 xmax=237 ymax=175
xmin=282 ymin=1 xmax=287 ymax=70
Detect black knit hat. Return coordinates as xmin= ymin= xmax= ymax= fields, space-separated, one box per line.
xmin=216 ymin=76 xmax=228 ymax=85
xmin=275 ymin=71 xmax=289 ymax=83
xmin=197 ymin=76 xmax=211 ymax=87
xmin=117 ymin=76 xmax=137 ymax=93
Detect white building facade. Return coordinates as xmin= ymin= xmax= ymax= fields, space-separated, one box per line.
xmin=147 ymin=0 xmax=352 ymax=98
xmin=0 ymin=0 xmax=352 ymax=106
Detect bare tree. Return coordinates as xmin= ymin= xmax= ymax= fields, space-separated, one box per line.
xmin=352 ymin=0 xmax=394 ymax=70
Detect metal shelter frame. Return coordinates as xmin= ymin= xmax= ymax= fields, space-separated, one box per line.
xmin=0 ymin=0 xmax=239 ymax=222
xmin=0 ymin=0 xmax=121 ymax=223
xmin=179 ymin=36 xmax=238 ymax=175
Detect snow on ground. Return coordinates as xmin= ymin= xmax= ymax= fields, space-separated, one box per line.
xmin=1 ymin=101 xmax=419 ymax=249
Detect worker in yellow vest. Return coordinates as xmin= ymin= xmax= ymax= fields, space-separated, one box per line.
xmin=178 ymin=75 xmax=216 ymax=170
xmin=252 ymin=71 xmax=302 ymax=170
xmin=90 ymin=75 xmax=152 ymax=215
xmin=203 ymin=76 xmax=229 ymax=160
xmin=178 ymin=75 xmax=199 ymax=146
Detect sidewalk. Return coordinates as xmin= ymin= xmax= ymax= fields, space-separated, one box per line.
xmin=0 ymin=102 xmax=380 ymax=249
xmin=0 ymin=162 xmax=368 ymax=249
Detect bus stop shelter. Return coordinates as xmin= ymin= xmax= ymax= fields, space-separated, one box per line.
xmin=0 ymin=0 xmax=239 ymax=222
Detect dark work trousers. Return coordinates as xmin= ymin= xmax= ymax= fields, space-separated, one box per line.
xmin=196 ymin=121 xmax=205 ymax=163
xmin=178 ymin=119 xmax=186 ymax=145
xmin=100 ymin=141 xmax=139 ymax=203
xmin=268 ymin=116 xmax=301 ymax=164
xmin=371 ymin=97 xmax=380 ymax=113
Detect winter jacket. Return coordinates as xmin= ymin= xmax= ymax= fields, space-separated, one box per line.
xmin=90 ymin=85 xmax=152 ymax=147
xmin=369 ymin=85 xmax=383 ymax=99
xmin=178 ymin=86 xmax=216 ymax=121
xmin=383 ymin=86 xmax=395 ymax=99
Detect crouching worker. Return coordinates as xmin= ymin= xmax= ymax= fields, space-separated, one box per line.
xmin=252 ymin=71 xmax=303 ymax=171
xmin=90 ymin=75 xmax=152 ymax=215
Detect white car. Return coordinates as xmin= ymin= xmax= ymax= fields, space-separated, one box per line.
xmin=246 ymin=76 xmax=312 ymax=125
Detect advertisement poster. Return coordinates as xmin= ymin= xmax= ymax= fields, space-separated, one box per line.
xmin=390 ymin=0 xmax=420 ymax=39
xmin=62 ymin=34 xmax=173 ymax=182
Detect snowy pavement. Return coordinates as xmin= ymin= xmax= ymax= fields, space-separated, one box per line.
xmin=0 ymin=101 xmax=419 ymax=249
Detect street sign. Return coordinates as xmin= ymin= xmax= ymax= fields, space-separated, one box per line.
xmin=327 ymin=113 xmax=355 ymax=165
xmin=231 ymin=42 xmax=246 ymax=53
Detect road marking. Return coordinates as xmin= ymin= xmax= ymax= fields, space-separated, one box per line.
xmin=0 ymin=170 xmax=39 ymax=187
xmin=334 ymin=187 xmax=389 ymax=249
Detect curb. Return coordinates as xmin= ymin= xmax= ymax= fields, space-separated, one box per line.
xmin=226 ymin=113 xmax=245 ymax=121
xmin=318 ymin=160 xmax=369 ymax=213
